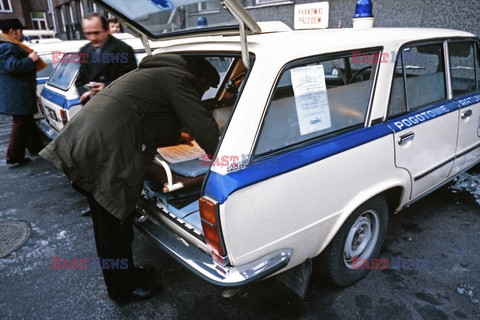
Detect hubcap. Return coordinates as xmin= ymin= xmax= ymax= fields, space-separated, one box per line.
xmin=343 ymin=209 xmax=380 ymax=269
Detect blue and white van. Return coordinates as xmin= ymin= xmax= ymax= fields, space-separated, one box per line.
xmin=38 ymin=34 xmax=162 ymax=139
xmin=30 ymin=40 xmax=88 ymax=122
xmin=92 ymin=0 xmax=480 ymax=296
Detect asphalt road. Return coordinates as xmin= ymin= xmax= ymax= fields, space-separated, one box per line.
xmin=0 ymin=114 xmax=479 ymax=320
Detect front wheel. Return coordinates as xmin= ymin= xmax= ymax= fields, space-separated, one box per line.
xmin=317 ymin=195 xmax=389 ymax=286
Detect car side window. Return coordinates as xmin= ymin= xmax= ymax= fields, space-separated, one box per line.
xmin=388 ymin=43 xmax=446 ymax=118
xmin=449 ymin=41 xmax=477 ymax=97
xmin=254 ymin=50 xmax=379 ymax=156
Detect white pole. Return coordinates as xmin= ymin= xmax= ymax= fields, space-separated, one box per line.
xmin=47 ymin=0 xmax=57 ymax=34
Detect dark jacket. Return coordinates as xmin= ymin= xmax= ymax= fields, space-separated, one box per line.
xmin=40 ymin=54 xmax=220 ymax=221
xmin=75 ymin=35 xmax=137 ymax=96
xmin=0 ymin=36 xmax=37 ymax=115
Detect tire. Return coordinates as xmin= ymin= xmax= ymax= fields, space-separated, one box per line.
xmin=317 ymin=195 xmax=389 ymax=286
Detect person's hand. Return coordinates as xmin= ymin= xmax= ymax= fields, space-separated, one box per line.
xmin=90 ymin=82 xmax=105 ymax=94
xmin=28 ymin=51 xmax=39 ymax=62
xmin=179 ymin=132 xmax=193 ymax=146
xmin=80 ymin=91 xmax=91 ymax=104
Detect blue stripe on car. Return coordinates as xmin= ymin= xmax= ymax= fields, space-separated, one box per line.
xmin=204 ymin=123 xmax=394 ymax=204
xmin=385 ymin=100 xmax=459 ymax=132
xmin=205 ymin=92 xmax=480 ymax=204
xmin=40 ymin=88 xmax=81 ymax=110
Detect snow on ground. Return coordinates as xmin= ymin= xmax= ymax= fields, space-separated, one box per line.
xmin=450 ymin=171 xmax=480 ymax=205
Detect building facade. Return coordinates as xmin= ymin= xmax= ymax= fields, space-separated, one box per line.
xmin=2 ymin=1 xmax=480 ymax=42
xmin=0 ymin=0 xmax=54 ymax=30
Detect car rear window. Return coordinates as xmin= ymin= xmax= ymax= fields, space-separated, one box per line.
xmin=47 ymin=53 xmax=80 ymax=91
xmin=37 ymin=54 xmax=55 ymax=79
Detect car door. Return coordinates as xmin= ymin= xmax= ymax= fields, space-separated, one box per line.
xmin=386 ymin=42 xmax=458 ymax=199
xmin=448 ymin=40 xmax=480 ymax=174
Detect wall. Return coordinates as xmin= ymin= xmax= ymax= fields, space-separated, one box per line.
xmin=242 ymin=0 xmax=480 ymax=36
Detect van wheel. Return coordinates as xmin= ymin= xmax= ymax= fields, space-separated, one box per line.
xmin=317 ymin=195 xmax=388 ymax=286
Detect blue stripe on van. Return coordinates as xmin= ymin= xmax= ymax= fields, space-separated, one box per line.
xmin=40 ymin=88 xmax=81 ymax=110
xmin=385 ymin=100 xmax=459 ymax=133
xmin=204 ymin=123 xmax=394 ymax=204
xmin=204 ymin=91 xmax=480 ymax=204
xmin=37 ymin=78 xmax=48 ymax=85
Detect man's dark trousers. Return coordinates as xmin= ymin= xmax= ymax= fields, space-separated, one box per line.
xmin=86 ymin=194 xmax=136 ymax=299
xmin=7 ymin=114 xmax=43 ymax=162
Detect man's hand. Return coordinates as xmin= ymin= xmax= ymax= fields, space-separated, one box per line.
xmin=90 ymin=82 xmax=105 ymax=94
xmin=179 ymin=132 xmax=193 ymax=146
xmin=80 ymin=91 xmax=91 ymax=104
xmin=28 ymin=51 xmax=39 ymax=62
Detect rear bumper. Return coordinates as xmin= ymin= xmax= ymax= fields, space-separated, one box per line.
xmin=37 ymin=119 xmax=58 ymax=140
xmin=134 ymin=210 xmax=292 ymax=287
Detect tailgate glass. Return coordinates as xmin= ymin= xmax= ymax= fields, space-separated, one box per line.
xmin=47 ymin=53 xmax=80 ymax=91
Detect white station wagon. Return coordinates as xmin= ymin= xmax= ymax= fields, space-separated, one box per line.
xmin=95 ymin=0 xmax=480 ymax=295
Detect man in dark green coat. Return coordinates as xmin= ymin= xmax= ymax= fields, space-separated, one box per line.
xmin=40 ymin=54 xmax=220 ymax=303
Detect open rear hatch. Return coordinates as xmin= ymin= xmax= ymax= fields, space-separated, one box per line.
xmin=94 ymin=0 xmax=261 ymax=67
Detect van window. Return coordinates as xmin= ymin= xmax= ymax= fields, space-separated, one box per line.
xmin=37 ymin=54 xmax=55 ymax=79
xmin=388 ymin=43 xmax=446 ymax=117
xmin=47 ymin=53 xmax=80 ymax=91
xmin=449 ymin=41 xmax=476 ymax=97
xmin=254 ymin=50 xmax=379 ymax=156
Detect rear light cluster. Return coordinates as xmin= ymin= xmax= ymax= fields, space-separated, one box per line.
xmin=59 ymin=109 xmax=68 ymax=125
xmin=199 ymin=196 xmax=226 ymax=263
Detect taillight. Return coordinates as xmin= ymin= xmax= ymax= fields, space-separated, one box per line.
xmin=199 ymin=196 xmax=226 ymax=260
xmin=59 ymin=109 xmax=68 ymax=125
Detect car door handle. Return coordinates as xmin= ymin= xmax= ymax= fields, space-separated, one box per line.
xmin=398 ymin=132 xmax=415 ymax=145
xmin=461 ymin=109 xmax=472 ymax=119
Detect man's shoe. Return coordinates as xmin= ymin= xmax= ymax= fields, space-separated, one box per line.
xmin=111 ymin=287 xmax=161 ymax=304
xmin=6 ymin=157 xmax=30 ymax=166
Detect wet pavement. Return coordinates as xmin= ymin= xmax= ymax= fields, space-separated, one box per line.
xmin=0 ymin=114 xmax=479 ymax=319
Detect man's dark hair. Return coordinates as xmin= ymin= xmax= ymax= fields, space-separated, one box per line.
xmin=108 ymin=18 xmax=120 ymax=24
xmin=83 ymin=12 xmax=108 ymax=31
xmin=0 ymin=19 xmax=24 ymax=33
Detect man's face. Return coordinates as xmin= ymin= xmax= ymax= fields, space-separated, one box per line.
xmin=8 ymin=28 xmax=24 ymax=42
xmin=109 ymin=22 xmax=120 ymax=34
xmin=82 ymin=17 xmax=109 ymax=47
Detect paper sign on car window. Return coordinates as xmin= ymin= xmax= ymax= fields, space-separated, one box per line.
xmin=290 ymin=65 xmax=332 ymax=135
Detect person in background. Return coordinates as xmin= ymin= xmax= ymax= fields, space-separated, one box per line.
xmin=76 ymin=13 xmax=136 ymax=104
xmin=40 ymin=54 xmax=220 ymax=303
xmin=108 ymin=18 xmax=122 ymax=34
xmin=0 ymin=19 xmax=46 ymax=166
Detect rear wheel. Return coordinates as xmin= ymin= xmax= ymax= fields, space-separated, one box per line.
xmin=317 ymin=195 xmax=388 ymax=286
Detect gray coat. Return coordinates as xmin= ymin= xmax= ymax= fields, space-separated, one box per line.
xmin=40 ymin=54 xmax=219 ymax=221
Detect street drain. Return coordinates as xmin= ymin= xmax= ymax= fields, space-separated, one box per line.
xmin=0 ymin=221 xmax=30 ymax=258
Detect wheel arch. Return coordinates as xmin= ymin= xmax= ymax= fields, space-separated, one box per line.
xmin=313 ymin=183 xmax=406 ymax=259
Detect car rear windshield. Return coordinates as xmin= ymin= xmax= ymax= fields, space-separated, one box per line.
xmin=100 ymin=0 xmax=238 ymax=38
xmin=47 ymin=53 xmax=80 ymax=91
xmin=37 ymin=54 xmax=55 ymax=79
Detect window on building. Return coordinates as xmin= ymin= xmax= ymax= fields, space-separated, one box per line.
xmin=449 ymin=41 xmax=477 ymax=96
xmin=388 ymin=43 xmax=447 ymax=118
xmin=255 ymin=0 xmax=290 ymax=6
xmin=31 ymin=12 xmax=48 ymax=30
xmin=0 ymin=0 xmax=12 ymax=12
xmin=254 ymin=49 xmax=379 ymax=156
xmin=187 ymin=1 xmax=220 ymax=14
